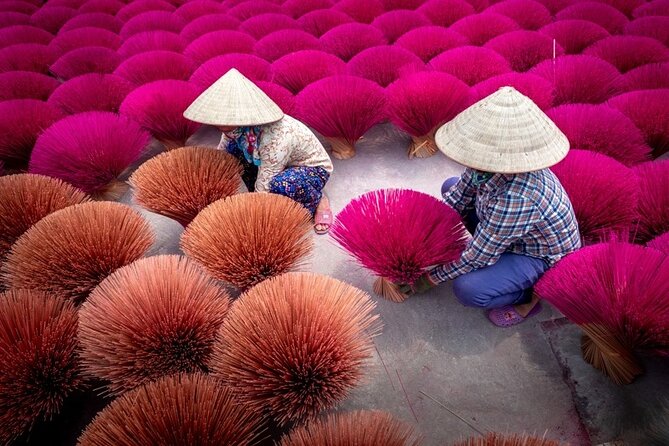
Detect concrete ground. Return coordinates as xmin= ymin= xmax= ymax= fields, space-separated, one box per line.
xmin=311 ymin=125 xmax=668 ymax=446
xmin=34 ymin=123 xmax=663 ymax=445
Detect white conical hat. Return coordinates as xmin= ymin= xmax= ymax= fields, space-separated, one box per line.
xmin=183 ymin=68 xmax=284 ymax=126
xmin=435 ymin=86 xmax=569 ymax=173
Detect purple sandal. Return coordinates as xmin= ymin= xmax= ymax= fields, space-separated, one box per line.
xmin=487 ymin=302 xmax=542 ymax=328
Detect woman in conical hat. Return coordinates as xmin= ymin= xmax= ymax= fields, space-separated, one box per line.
xmin=183 ymin=69 xmax=334 ymax=234
xmin=401 ymin=87 xmax=581 ymax=327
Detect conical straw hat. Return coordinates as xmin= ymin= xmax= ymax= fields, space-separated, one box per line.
xmin=435 ymin=86 xmax=569 ymax=173
xmin=183 ymin=68 xmax=284 ymax=126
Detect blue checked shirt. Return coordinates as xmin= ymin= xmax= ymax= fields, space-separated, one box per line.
xmin=430 ymin=168 xmax=581 ymax=283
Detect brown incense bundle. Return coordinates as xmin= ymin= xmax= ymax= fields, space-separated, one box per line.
xmin=279 ymin=410 xmax=423 ymax=446
xmin=129 ymin=146 xmax=242 ymax=226
xmin=78 ymin=255 xmax=231 ymax=395
xmin=181 ymin=192 xmax=312 ymax=290
xmin=77 ymin=373 xmax=261 ymax=446
xmin=1 ymin=201 xmax=154 ymax=304
xmin=453 ymin=433 xmax=563 ymax=445
xmin=209 ymin=272 xmax=382 ymax=426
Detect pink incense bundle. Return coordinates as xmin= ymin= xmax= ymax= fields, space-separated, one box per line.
xmin=120 ymin=11 xmax=186 ymax=39
xmin=0 ymin=290 xmax=82 ymax=445
xmin=284 ymin=0 xmax=334 ymax=18
xmin=550 ymin=150 xmax=639 ymax=243
xmin=120 ymin=80 xmax=203 ymax=150
xmin=555 ymin=2 xmax=628 ymax=34
xmin=239 ymin=13 xmax=299 ymax=39
xmin=333 ymin=0 xmax=385 ymax=23
xmin=0 ymin=43 xmax=57 ymax=73
xmin=1 ymin=202 xmax=154 ymax=304
xmin=296 ymin=75 xmax=387 ymax=159
xmin=30 ymin=6 xmax=76 ymax=34
xmin=429 ymin=46 xmax=511 ymax=86
xmin=0 ymin=25 xmax=53 ymax=48
xmin=49 ymin=46 xmax=122 ymax=80
xmin=254 ymin=29 xmax=321 ymax=62
xmin=209 ymin=272 xmax=382 ymax=426
xmin=649 ymin=232 xmax=669 ymax=256
xmin=228 ymin=1 xmax=286 ymax=21
xmin=609 ymin=89 xmax=669 ymax=158
xmin=595 ymin=0 xmax=645 ymax=17
xmin=60 ymin=12 xmax=122 ymax=33
xmin=330 ymin=189 xmax=468 ymax=302
xmin=0 ymin=71 xmax=59 ymax=101
xmin=633 ymin=160 xmax=669 ymax=243
xmin=546 ymin=104 xmax=651 ymax=165
xmin=535 ymin=242 xmax=669 ymax=384
xmin=189 ymin=53 xmax=271 ymax=87
xmin=633 ymin=0 xmax=669 ymax=17
xmin=584 ymin=35 xmax=669 ymax=73
xmin=256 ymin=81 xmax=296 ymax=115
xmin=487 ymin=0 xmax=552 ymax=29
xmin=179 ymin=14 xmax=242 ymax=42
xmin=79 ymin=0 xmax=125 ymax=15
xmin=386 ymin=72 xmax=470 ymax=158
xmin=347 ymin=45 xmax=424 ymax=87
xmin=319 ymin=23 xmax=388 ymax=61
xmin=175 ymin=0 xmax=225 ymax=20
xmin=129 ymin=146 xmax=242 ymax=227
xmin=114 ymin=50 xmax=195 ymax=85
xmin=79 ymin=255 xmax=232 ymax=395
xmin=117 ymin=30 xmax=186 ymax=58
xmin=272 ymin=50 xmax=346 ymax=94
xmin=29 ymin=111 xmax=150 ymax=197
xmin=0 ymin=1 xmax=38 ymax=14
xmin=48 ymin=73 xmax=134 ymax=115
xmin=620 ymin=63 xmax=669 ymax=92
xmin=449 ymin=12 xmax=521 ymax=46
xmin=280 ymin=411 xmax=422 ymax=446
xmin=297 ymin=9 xmax=353 ymax=37
xmin=417 ymin=0 xmax=475 ymax=26
xmin=0 ymin=12 xmax=30 ymax=28
xmin=48 ymin=27 xmax=121 ymax=56
xmin=77 ymin=374 xmax=262 ymax=446
xmin=485 ymin=30 xmax=564 ymax=72
xmin=116 ymin=0 xmax=175 ymax=22
xmin=382 ymin=0 xmax=425 ymax=9
xmin=539 ymin=20 xmax=609 ymax=55
xmin=396 ymin=26 xmax=469 ymax=63
xmin=0 ymin=99 xmax=64 ymax=170
xmin=184 ymin=30 xmax=255 ymax=64
xmin=472 ymin=72 xmax=554 ymax=111
xmin=530 ymin=55 xmax=621 ymax=105
xmin=625 ymin=17 xmax=669 ymax=48
xmin=371 ymin=10 xmax=431 ymax=43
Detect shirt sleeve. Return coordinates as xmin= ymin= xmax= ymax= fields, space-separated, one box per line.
xmin=254 ymin=128 xmax=289 ymax=192
xmin=430 ymin=193 xmax=541 ymax=282
xmin=443 ymin=169 xmax=476 ymax=217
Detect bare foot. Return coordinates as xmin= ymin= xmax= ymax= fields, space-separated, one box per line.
xmin=514 ymin=291 xmax=540 ymax=317
xmin=314 ymin=195 xmax=331 ymax=233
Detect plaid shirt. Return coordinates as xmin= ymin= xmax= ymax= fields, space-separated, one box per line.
xmin=430 ymin=168 xmax=581 ymax=283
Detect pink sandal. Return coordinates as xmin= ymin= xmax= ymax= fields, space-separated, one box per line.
xmin=487 ymin=302 xmax=542 ymax=328
xmin=314 ymin=209 xmax=332 ymax=235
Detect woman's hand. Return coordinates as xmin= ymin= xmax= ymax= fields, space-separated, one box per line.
xmin=398 ymin=273 xmax=437 ymax=296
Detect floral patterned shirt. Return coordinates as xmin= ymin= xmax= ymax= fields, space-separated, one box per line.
xmin=222 ymin=115 xmax=333 ymax=192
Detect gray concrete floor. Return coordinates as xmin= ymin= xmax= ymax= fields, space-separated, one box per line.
xmin=120 ymin=123 xmax=667 ymax=446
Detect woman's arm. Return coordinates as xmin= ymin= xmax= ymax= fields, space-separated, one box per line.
xmin=254 ymin=128 xmax=289 ymax=192
xmin=443 ymin=169 xmax=477 ymax=217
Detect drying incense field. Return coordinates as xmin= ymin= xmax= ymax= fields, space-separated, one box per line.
xmin=1 ymin=0 xmax=668 ymax=445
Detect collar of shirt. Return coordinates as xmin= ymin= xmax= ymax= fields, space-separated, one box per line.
xmin=479 ymin=173 xmax=515 ymax=193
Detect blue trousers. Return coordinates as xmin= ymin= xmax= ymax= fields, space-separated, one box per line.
xmin=441 ymin=177 xmax=549 ymax=309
